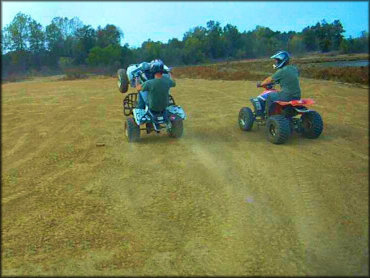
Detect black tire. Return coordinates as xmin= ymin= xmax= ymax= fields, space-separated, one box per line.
xmin=265 ymin=115 xmax=291 ymax=144
xmin=301 ymin=111 xmax=323 ymax=139
xmin=238 ymin=107 xmax=254 ymax=131
xmin=125 ymin=118 xmax=140 ymax=142
xmin=117 ymin=69 xmax=129 ymax=94
xmin=168 ymin=119 xmax=183 ymax=138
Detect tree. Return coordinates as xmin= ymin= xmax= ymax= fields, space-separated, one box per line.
xmin=73 ymin=25 xmax=97 ymax=64
xmin=96 ymin=24 xmax=122 ymax=48
xmin=205 ymin=20 xmax=224 ymax=59
xmin=183 ymin=36 xmax=205 ymax=64
xmin=162 ymin=38 xmax=184 ymax=65
xmin=120 ymin=43 xmax=135 ymax=68
xmin=331 ymin=20 xmax=345 ymax=50
xmin=3 ymin=12 xmax=31 ymax=51
xmin=302 ymin=26 xmax=318 ymax=51
xmin=140 ymin=39 xmax=163 ymax=61
xmin=87 ymin=44 xmax=121 ymax=66
xmin=339 ymin=38 xmax=350 ymax=54
xmin=29 ymin=19 xmax=45 ymax=53
xmin=223 ymin=24 xmax=241 ymax=58
xmin=288 ymin=35 xmax=305 ymax=54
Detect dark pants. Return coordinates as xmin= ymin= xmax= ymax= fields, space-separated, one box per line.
xmin=137 ymin=91 xmax=148 ymax=109
xmin=265 ymin=92 xmax=299 ymax=115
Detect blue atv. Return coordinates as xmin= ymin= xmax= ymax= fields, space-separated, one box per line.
xmin=124 ymin=102 xmax=186 ymax=142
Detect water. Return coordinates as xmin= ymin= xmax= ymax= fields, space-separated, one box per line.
xmin=318 ymin=60 xmax=369 ymax=68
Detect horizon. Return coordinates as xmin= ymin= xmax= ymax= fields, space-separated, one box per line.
xmin=2 ymin=1 xmax=369 ymax=48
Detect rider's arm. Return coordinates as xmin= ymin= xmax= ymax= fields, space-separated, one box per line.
xmin=169 ymin=75 xmax=176 ymax=88
xmin=260 ymin=76 xmax=273 ymax=87
xmin=141 ymin=80 xmax=151 ymax=92
xmin=136 ymin=83 xmax=142 ymax=92
xmin=271 ymin=69 xmax=283 ymax=83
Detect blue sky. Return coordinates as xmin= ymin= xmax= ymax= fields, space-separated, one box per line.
xmin=2 ymin=1 xmax=369 ymax=48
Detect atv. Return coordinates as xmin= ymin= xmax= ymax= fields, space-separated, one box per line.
xmin=124 ymin=103 xmax=186 ymax=142
xmin=117 ymin=61 xmax=176 ymax=116
xmin=238 ymin=83 xmax=323 ymax=144
xmin=117 ymin=61 xmax=185 ymax=142
xmin=117 ymin=62 xmax=172 ymax=94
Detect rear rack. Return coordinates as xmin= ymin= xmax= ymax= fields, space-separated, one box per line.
xmin=123 ymin=92 xmax=176 ymax=116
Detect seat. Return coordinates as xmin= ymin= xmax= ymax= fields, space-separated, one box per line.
xmin=148 ymin=108 xmax=166 ymax=124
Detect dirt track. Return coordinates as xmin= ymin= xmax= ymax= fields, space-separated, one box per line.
xmin=2 ymin=76 xmax=368 ymax=275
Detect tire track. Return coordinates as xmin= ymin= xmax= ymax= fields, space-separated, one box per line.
xmin=275 ymin=148 xmax=362 ymax=275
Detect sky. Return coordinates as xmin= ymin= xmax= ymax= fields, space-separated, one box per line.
xmin=2 ymin=1 xmax=369 ymax=48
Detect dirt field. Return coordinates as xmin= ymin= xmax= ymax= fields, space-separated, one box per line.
xmin=2 ymin=75 xmax=368 ymax=275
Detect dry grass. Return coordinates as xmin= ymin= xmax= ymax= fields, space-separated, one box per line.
xmin=1 ymin=76 xmax=368 ymax=276
xmin=173 ymin=53 xmax=369 ymax=85
xmin=173 ymin=64 xmax=266 ymax=81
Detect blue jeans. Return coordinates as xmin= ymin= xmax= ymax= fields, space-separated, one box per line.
xmin=137 ymin=91 xmax=148 ymax=109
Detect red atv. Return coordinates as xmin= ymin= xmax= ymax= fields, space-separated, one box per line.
xmin=238 ymin=83 xmax=323 ymax=144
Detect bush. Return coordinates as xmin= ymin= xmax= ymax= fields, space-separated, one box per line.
xmin=173 ymin=64 xmax=266 ymax=81
xmin=300 ymin=66 xmax=368 ymax=84
xmin=62 ymin=67 xmax=88 ymax=80
xmin=173 ymin=55 xmax=369 ymax=85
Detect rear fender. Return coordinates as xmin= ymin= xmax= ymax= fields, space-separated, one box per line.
xmin=166 ymin=105 xmax=187 ymax=120
xmin=270 ymin=98 xmax=315 ymax=116
xmin=275 ymin=98 xmax=315 ymax=106
xmin=133 ymin=107 xmax=150 ymax=125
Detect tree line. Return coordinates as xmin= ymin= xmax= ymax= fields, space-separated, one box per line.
xmin=2 ymin=12 xmax=369 ymax=77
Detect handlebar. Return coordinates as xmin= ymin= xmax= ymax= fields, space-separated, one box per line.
xmin=257 ymin=82 xmax=275 ymax=89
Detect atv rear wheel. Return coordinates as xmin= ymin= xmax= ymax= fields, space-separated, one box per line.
xmin=125 ymin=117 xmax=140 ymax=142
xmin=301 ymin=111 xmax=323 ymax=139
xmin=168 ymin=119 xmax=183 ymax=138
xmin=117 ymin=69 xmax=129 ymax=94
xmin=239 ymin=107 xmax=254 ymax=131
xmin=266 ymin=115 xmax=291 ymax=144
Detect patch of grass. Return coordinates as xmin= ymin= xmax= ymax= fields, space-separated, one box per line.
xmin=173 ymin=54 xmax=369 ymax=85
xmin=300 ymin=66 xmax=369 ymax=84
xmin=173 ymin=65 xmax=266 ymax=81
xmin=2 ymin=75 xmax=368 ymax=276
xmin=61 ymin=68 xmax=88 ymax=81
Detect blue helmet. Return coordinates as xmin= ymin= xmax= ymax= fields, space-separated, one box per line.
xmin=150 ymin=59 xmax=164 ymax=74
xmin=271 ymin=51 xmax=290 ymax=69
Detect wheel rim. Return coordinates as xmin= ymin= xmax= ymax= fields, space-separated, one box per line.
xmin=240 ymin=118 xmax=246 ymax=126
xmin=269 ymin=124 xmax=276 ymax=136
xmin=304 ymin=119 xmax=313 ymax=130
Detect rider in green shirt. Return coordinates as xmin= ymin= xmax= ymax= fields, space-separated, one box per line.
xmin=258 ymin=51 xmax=301 ymax=116
xmin=136 ymin=59 xmax=176 ymax=112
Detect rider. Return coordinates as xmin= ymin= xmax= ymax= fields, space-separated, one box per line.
xmin=258 ymin=51 xmax=301 ymax=117
xmin=136 ymin=59 xmax=176 ymax=112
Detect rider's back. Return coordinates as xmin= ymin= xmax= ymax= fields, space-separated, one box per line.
xmin=272 ymin=65 xmax=301 ymax=100
xmin=143 ymin=75 xmax=176 ymax=112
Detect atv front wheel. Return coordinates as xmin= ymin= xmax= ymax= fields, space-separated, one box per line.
xmin=125 ymin=117 xmax=140 ymax=142
xmin=117 ymin=69 xmax=129 ymax=94
xmin=239 ymin=107 xmax=254 ymax=131
xmin=168 ymin=119 xmax=183 ymax=138
xmin=266 ymin=115 xmax=291 ymax=144
xmin=301 ymin=111 xmax=323 ymax=139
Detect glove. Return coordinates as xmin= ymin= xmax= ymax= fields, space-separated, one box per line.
xmin=256 ymin=81 xmax=262 ymax=88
